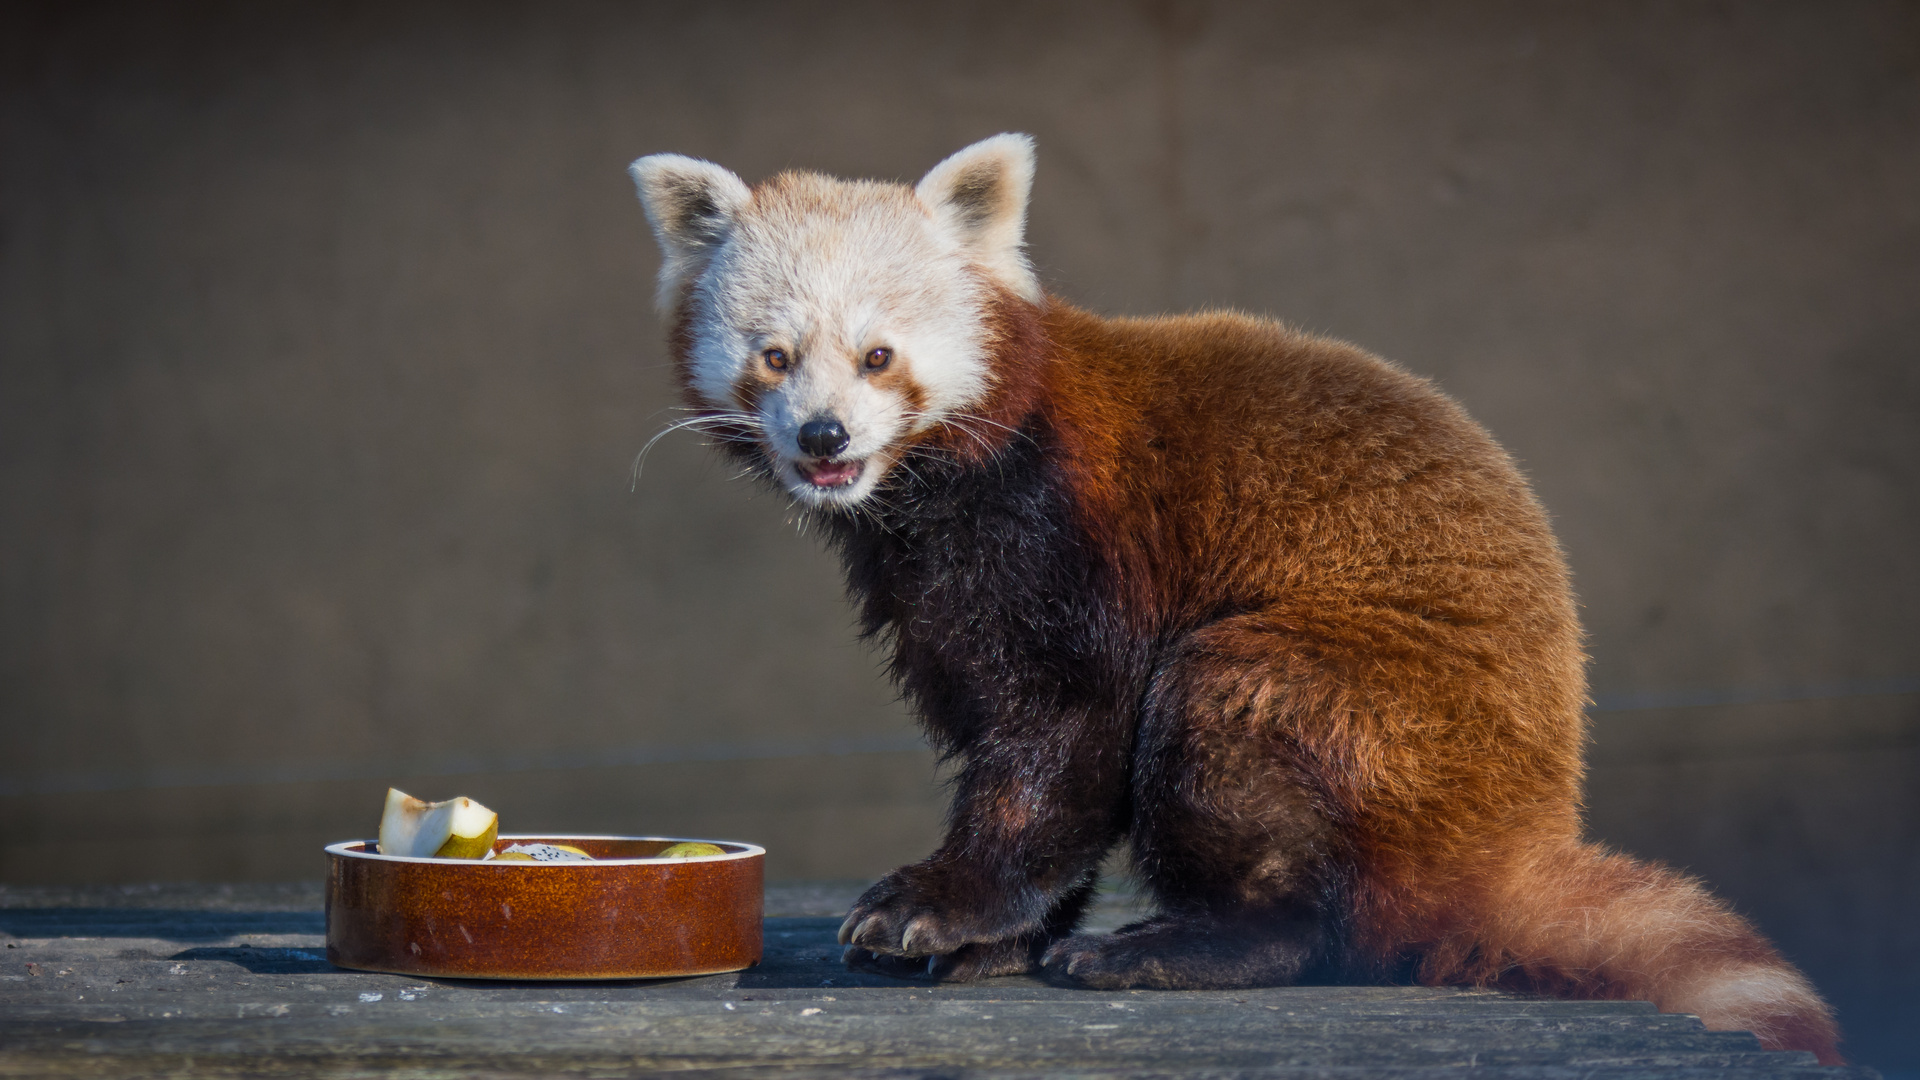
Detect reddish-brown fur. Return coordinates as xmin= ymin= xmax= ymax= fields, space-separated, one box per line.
xmin=1011 ymin=299 xmax=1836 ymax=1062
xmin=664 ymin=241 xmax=1842 ymax=1064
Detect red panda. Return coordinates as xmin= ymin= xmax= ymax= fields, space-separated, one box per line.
xmin=627 ymin=134 xmax=1842 ymax=1064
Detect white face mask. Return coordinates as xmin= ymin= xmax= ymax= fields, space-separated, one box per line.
xmin=631 ymin=135 xmax=1041 ymax=507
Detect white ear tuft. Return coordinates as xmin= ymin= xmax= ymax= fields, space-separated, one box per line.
xmin=628 ymin=154 xmax=752 ymax=311
xmin=915 ymin=133 xmax=1041 ymax=304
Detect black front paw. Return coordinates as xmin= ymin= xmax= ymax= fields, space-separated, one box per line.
xmin=1041 ymin=932 xmax=1160 ymax=988
xmin=844 ymin=936 xmax=1046 ymax=982
xmin=842 ymin=945 xmax=941 ymax=980
xmin=838 ymin=864 xmax=1028 ymax=958
xmin=1039 ymin=910 xmax=1322 ymax=990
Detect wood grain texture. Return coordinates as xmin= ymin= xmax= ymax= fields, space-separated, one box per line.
xmin=0 ymin=885 xmax=1878 ymax=1079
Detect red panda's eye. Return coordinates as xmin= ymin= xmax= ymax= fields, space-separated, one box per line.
xmin=863 ymin=347 xmax=892 ymax=371
xmin=762 ymin=348 xmax=789 ymax=371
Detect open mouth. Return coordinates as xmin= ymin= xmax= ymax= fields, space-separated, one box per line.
xmin=797 ymin=458 xmax=865 ymax=489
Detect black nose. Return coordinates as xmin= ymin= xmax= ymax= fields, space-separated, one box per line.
xmin=797 ymin=418 xmax=851 ymax=458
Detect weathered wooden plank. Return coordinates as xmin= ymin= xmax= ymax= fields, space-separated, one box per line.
xmin=0 ymin=1052 xmax=1873 ymax=1080
xmin=0 ymin=911 xmax=1632 ymax=1013
xmin=0 ymin=887 xmax=1881 ymax=1080
xmin=6 ymin=1030 xmax=1831 ymax=1074
xmin=0 ymin=1009 xmax=1825 ymax=1070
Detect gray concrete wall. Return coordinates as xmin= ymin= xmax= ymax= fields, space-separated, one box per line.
xmin=2 ymin=1 xmax=1914 ymax=1069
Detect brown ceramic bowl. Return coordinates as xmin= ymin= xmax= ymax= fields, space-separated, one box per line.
xmin=324 ymin=835 xmax=764 ymax=979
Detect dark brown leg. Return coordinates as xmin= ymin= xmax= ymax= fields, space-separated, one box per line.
xmin=838 ymin=700 xmax=1130 ymax=971
xmin=1043 ymin=618 xmax=1341 ymax=989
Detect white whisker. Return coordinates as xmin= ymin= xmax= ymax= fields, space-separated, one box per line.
xmin=630 ymin=411 xmax=766 ymax=490
xmin=901 ymin=409 xmax=1029 ymax=462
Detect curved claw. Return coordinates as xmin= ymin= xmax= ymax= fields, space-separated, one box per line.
xmin=848 ymin=914 xmax=889 ymax=951
xmin=837 ymin=911 xmax=861 ymax=945
xmin=899 ymin=915 xmax=935 ymax=956
xmin=1039 ymin=939 xmax=1069 ymax=968
xmin=1038 ymin=936 xmax=1089 ymax=983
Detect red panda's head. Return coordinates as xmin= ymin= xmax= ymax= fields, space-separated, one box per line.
xmin=629 ymin=135 xmax=1040 ymax=508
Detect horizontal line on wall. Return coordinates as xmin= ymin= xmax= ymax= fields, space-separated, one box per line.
xmin=0 ymin=732 xmax=931 ymax=799
xmin=1586 ymin=676 xmax=1920 ymax=713
xmin=4 ymin=677 xmax=1914 ymax=799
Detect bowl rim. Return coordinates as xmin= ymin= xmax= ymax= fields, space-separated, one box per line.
xmin=324 ymin=834 xmax=766 ymax=866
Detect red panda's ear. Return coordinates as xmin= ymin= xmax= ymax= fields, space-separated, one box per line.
xmin=628 ymin=154 xmax=751 ymax=312
xmin=915 ymin=134 xmax=1041 ymax=304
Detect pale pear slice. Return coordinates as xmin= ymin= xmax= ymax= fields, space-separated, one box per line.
xmin=658 ymin=842 xmax=725 ymax=858
xmin=495 ymin=842 xmax=593 ymax=863
xmin=377 ymin=788 xmax=499 ymax=859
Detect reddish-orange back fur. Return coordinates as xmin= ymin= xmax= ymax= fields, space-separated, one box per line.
xmin=984 ymin=300 xmax=1840 ymax=1063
